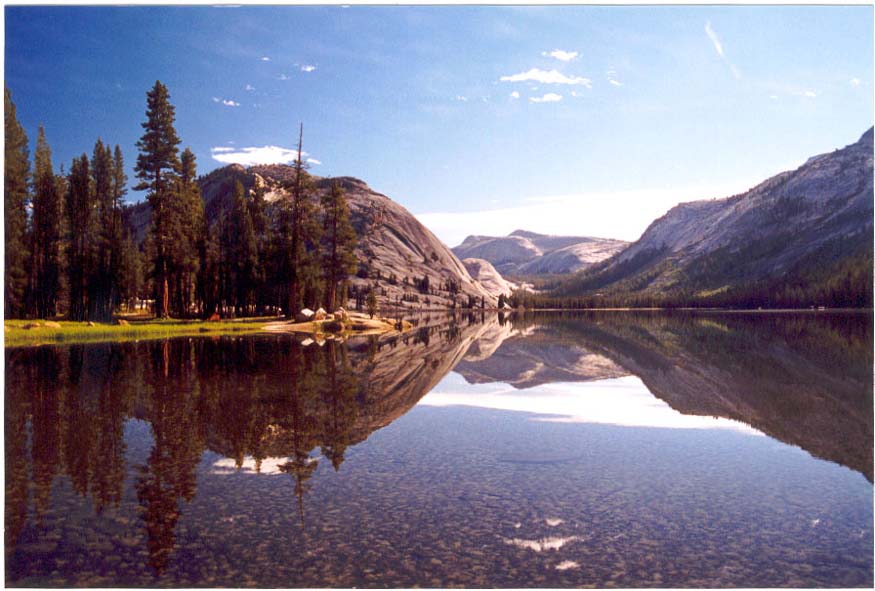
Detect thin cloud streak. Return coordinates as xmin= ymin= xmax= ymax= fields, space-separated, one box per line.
xmin=705 ymin=21 xmax=741 ymax=80
xmin=530 ymin=93 xmax=562 ymax=103
xmin=500 ymin=68 xmax=592 ymax=87
xmin=542 ymin=49 xmax=578 ymax=62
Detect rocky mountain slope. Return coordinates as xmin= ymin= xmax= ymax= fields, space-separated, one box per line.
xmin=557 ymin=128 xmax=874 ymax=304
xmin=127 ymin=164 xmax=497 ymax=309
xmin=452 ymin=230 xmax=628 ymax=276
xmin=461 ymin=258 xmax=517 ymax=299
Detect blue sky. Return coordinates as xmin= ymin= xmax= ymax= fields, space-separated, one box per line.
xmin=5 ymin=5 xmax=873 ymax=245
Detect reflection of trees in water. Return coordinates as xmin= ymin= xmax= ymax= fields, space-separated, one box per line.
xmin=4 ymin=313 xmax=491 ymax=571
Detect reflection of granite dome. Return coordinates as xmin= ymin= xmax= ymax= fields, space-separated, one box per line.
xmin=204 ymin=314 xmax=504 ymax=466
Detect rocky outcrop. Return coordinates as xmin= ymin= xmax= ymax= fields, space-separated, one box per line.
xmin=125 ymin=165 xmax=497 ymax=309
xmin=462 ymin=258 xmax=517 ymax=299
xmin=560 ymin=128 xmax=874 ymax=299
xmin=453 ymin=230 xmax=628 ymax=276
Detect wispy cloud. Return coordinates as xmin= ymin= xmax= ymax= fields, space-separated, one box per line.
xmin=510 ymin=91 xmax=520 ymax=99
xmin=542 ymin=49 xmax=578 ymax=62
xmin=211 ymin=145 xmax=315 ymax=167
xmin=529 ymin=93 xmax=562 ymax=103
xmin=500 ymin=68 xmax=591 ymax=87
xmin=261 ymin=56 xmax=271 ymax=62
xmin=606 ymin=69 xmax=622 ymax=86
xmin=705 ymin=21 xmax=741 ymax=79
xmin=212 ymin=97 xmax=240 ymax=107
xmin=278 ymin=73 xmax=290 ymax=81
xmin=245 ymin=84 xmax=255 ymax=91
xmin=300 ymin=64 xmax=317 ymax=73
xmin=803 ymin=90 xmax=817 ymax=98
xmin=850 ymin=77 xmax=861 ymax=87
xmin=306 ymin=158 xmax=322 ymax=166
xmin=455 ymin=95 xmax=469 ymax=102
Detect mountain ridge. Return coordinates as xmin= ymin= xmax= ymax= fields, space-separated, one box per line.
xmin=553 ymin=127 xmax=874 ymax=306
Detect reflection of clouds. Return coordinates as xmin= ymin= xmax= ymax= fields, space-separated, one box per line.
xmin=545 ymin=518 xmax=564 ymax=527
xmin=556 ymin=560 xmax=580 ymax=571
xmin=505 ymin=536 xmax=581 ymax=552
xmin=211 ymin=456 xmax=317 ymax=475
xmin=421 ymin=374 xmax=763 ymax=435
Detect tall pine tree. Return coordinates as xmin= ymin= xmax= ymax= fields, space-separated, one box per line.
xmin=320 ymin=182 xmax=358 ymax=312
xmin=284 ymin=124 xmax=321 ymax=316
xmin=4 ymin=87 xmax=30 ymax=318
xmin=134 ymin=81 xmax=181 ymax=318
xmin=66 ymin=153 xmax=93 ymax=321
xmin=29 ymin=127 xmax=65 ymax=319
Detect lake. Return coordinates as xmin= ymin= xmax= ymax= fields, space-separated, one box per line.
xmin=5 ymin=311 xmax=873 ymax=587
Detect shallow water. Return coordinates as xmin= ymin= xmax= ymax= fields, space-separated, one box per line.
xmin=5 ymin=311 xmax=873 ymax=587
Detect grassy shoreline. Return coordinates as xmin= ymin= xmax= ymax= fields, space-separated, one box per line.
xmin=4 ymin=317 xmax=271 ymax=348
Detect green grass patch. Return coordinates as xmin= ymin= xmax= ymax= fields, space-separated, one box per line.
xmin=4 ymin=317 xmax=272 ymax=348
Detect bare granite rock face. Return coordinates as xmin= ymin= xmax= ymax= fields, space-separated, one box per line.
xmin=127 ymin=166 xmax=497 ymax=309
xmin=453 ymin=230 xmax=628 ymax=276
xmin=571 ymin=127 xmax=874 ymax=296
xmin=462 ymin=258 xmax=517 ymax=299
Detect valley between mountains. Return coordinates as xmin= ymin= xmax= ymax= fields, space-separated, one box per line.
xmin=128 ymin=127 xmax=872 ymax=311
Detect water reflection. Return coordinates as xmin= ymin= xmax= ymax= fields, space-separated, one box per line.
xmin=5 ymin=315 xmax=500 ymax=572
xmin=452 ymin=311 xmax=873 ymax=480
xmin=4 ymin=310 xmax=872 ymax=586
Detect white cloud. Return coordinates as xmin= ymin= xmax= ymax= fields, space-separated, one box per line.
xmin=510 ymin=91 xmax=520 ymax=99
xmin=705 ymin=21 xmax=741 ymax=80
xmin=500 ymin=68 xmax=592 ymax=87
xmin=300 ymin=64 xmax=317 ymax=73
xmin=306 ymin=158 xmax=322 ymax=165
xmin=212 ymin=97 xmax=220 ymax=103
xmin=210 ymin=145 xmax=315 ymax=166
xmin=609 ymin=79 xmax=622 ymax=87
xmin=261 ymin=56 xmax=271 ymax=62
xmin=278 ymin=73 xmax=290 ymax=81
xmin=704 ymin=21 xmax=724 ymax=57
xmin=222 ymin=99 xmax=240 ymax=107
xmin=769 ymin=94 xmax=779 ymax=100
xmin=803 ymin=90 xmax=817 ymax=98
xmin=529 ymin=93 xmax=562 ymax=103
xmin=542 ymin=49 xmax=578 ymax=62
xmin=245 ymin=84 xmax=255 ymax=91
xmin=850 ymin=78 xmax=861 ymax=87
xmin=455 ymin=95 xmax=469 ymax=102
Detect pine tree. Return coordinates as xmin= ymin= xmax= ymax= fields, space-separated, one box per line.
xmin=167 ymin=147 xmax=203 ymax=317
xmin=66 ymin=153 xmax=93 ymax=321
xmin=284 ymin=124 xmax=321 ymax=316
xmin=89 ymin=139 xmax=120 ymax=321
xmin=134 ymin=81 xmax=181 ymax=318
xmin=4 ymin=87 xmax=30 ymax=318
xmin=29 ymin=127 xmax=65 ymax=318
xmin=320 ymin=182 xmax=358 ymax=312
xmin=225 ymin=181 xmax=258 ymax=316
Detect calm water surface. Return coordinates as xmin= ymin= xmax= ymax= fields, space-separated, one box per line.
xmin=5 ymin=311 xmax=873 ymax=587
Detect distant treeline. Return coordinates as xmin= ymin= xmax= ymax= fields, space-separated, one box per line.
xmin=504 ymin=245 xmax=873 ymax=310
xmin=4 ymin=82 xmax=358 ymax=321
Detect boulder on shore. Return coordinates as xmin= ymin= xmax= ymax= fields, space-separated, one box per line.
xmin=295 ymin=308 xmax=315 ymax=323
xmin=314 ymin=307 xmax=328 ymax=321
